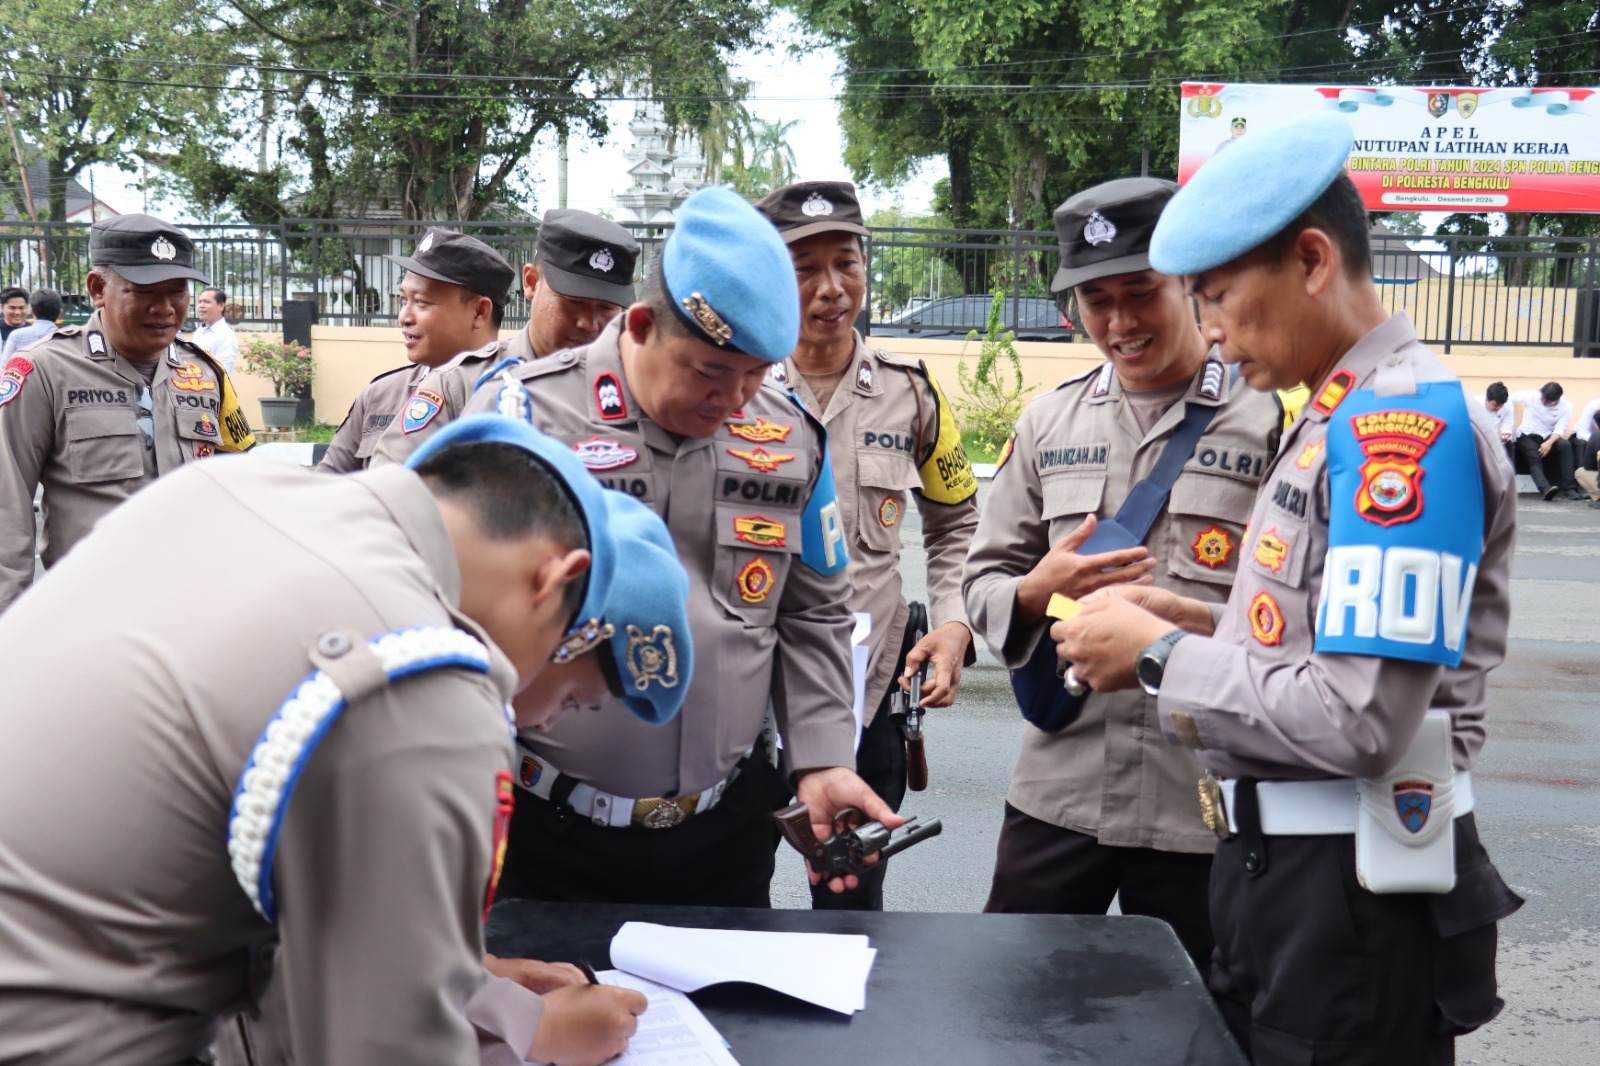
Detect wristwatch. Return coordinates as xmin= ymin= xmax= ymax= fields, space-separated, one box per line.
xmin=1135 ymin=629 xmax=1189 ymax=697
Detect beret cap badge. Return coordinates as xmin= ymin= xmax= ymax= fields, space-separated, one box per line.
xmin=801 ymin=193 xmax=834 ymax=217
xmin=626 ymin=624 xmax=680 ymax=690
xmin=1083 ymin=211 xmax=1117 ymax=247
xmin=682 ymin=292 xmax=734 ymax=345
xmin=150 ymin=237 xmax=177 ymax=261
xmin=417 ymin=231 xmax=436 ymax=253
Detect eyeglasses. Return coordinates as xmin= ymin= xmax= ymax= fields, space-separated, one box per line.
xmin=135 ymin=385 xmax=154 ymax=450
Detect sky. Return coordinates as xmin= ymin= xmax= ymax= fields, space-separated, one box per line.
xmin=83 ymin=18 xmax=946 ymax=224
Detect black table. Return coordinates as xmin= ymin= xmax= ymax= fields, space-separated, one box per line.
xmin=487 ymin=902 xmax=1246 ymax=1065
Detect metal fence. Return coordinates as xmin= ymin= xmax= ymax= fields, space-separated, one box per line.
xmin=2 ymin=220 xmax=1597 ymax=355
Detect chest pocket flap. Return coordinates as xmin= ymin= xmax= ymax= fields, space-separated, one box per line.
xmin=1041 ymin=472 xmax=1107 ymax=524
xmin=64 ymin=406 xmax=143 ymax=483
xmin=856 ymin=450 xmax=921 ymax=552
xmin=1167 ymin=473 xmax=1271 ymax=586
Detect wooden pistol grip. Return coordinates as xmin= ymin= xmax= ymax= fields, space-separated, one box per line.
xmin=906 ymin=735 xmax=929 ymax=792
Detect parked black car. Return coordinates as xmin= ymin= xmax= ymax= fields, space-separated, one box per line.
xmin=871 ymin=295 xmax=1075 ymax=342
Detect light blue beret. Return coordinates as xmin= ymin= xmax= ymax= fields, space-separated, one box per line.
xmin=593 ymin=489 xmax=693 ymax=725
xmin=404 ymin=413 xmax=616 ymax=634
xmin=663 ymin=186 xmax=799 ymax=362
xmin=1150 ymin=112 xmax=1356 ymax=276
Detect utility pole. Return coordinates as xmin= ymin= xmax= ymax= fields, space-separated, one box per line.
xmin=558 ymin=128 xmax=569 ymax=209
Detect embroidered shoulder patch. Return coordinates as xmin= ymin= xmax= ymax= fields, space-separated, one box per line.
xmin=402 ymin=388 xmax=445 ymax=433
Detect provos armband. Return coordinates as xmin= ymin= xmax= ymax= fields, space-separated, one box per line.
xmin=917 ymin=375 xmax=978 ymax=505
xmin=800 ymin=447 xmax=848 ymax=576
xmin=1315 ymin=382 xmax=1483 ymax=667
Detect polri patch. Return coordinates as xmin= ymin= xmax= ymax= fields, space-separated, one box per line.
xmin=1312 ymin=369 xmax=1355 ymax=415
xmin=879 ymin=497 xmax=900 ymax=527
xmin=736 ymin=557 xmax=775 ymax=603
xmin=403 ymin=388 xmax=445 ymax=433
xmin=1191 ymin=526 xmax=1233 ymax=569
xmin=1249 ymin=591 xmax=1285 ymax=646
xmin=594 ymin=372 xmax=627 ymax=420
xmin=573 ymin=437 xmax=638 ymax=471
xmin=726 ymin=417 xmax=792 ymax=443
xmin=1351 ymin=409 xmax=1444 ymax=527
xmin=734 ymin=514 xmax=786 ymax=548
xmin=729 ymin=447 xmax=796 ymax=473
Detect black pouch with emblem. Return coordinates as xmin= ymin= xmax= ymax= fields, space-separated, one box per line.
xmin=1010 ymin=392 xmax=1223 ymax=732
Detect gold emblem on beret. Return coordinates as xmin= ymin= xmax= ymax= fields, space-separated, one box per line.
xmin=682 ymin=292 xmax=733 ymax=346
xmin=550 ymin=618 xmax=615 ymax=664
xmin=626 ymin=624 xmax=679 ymax=690
xmin=150 ymin=236 xmax=177 ymax=261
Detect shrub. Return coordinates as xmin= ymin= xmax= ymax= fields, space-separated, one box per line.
xmin=954 ymin=290 xmax=1035 ymax=457
xmin=240 ymin=337 xmax=315 ymax=396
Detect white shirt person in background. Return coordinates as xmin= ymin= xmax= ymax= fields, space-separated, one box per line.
xmin=1509 ymin=381 xmax=1583 ymax=501
xmin=190 ymin=287 xmax=239 ymax=373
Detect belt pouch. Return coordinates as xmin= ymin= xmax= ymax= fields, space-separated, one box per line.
xmin=1356 ymin=710 xmax=1456 ymax=894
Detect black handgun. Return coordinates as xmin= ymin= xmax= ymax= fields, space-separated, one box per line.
xmin=892 ymin=605 xmax=931 ymax=791
xmin=774 ymin=802 xmax=943 ymax=880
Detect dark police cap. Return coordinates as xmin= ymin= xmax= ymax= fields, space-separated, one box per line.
xmin=536 ymin=209 xmax=640 ymax=307
xmin=1050 ymin=177 xmax=1179 ymax=292
xmin=384 ymin=228 xmax=516 ymax=307
xmin=755 ymin=180 xmax=871 ymax=244
xmin=89 ymin=213 xmax=208 ymax=286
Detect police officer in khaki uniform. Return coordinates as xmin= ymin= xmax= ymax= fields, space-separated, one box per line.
xmin=755 ymin=180 xmax=979 ymax=911
xmin=1059 ymin=114 xmax=1522 ymax=1063
xmin=0 ymin=213 xmax=254 ymax=612
xmin=317 ymin=229 xmax=514 ymax=472
xmin=963 ymin=178 xmax=1283 ymax=974
xmin=370 ymin=209 xmax=640 ymax=467
xmin=463 ymin=186 xmax=900 ymax=907
xmin=0 ymin=415 xmax=667 ymax=1066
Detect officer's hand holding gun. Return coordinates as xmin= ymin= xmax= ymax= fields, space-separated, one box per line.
xmin=774 ymin=802 xmax=943 ymax=883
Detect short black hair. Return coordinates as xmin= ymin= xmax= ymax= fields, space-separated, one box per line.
xmin=416 ymin=441 xmax=590 ymax=620
xmin=1264 ymin=172 xmax=1372 ymax=280
xmin=1540 ymin=381 xmax=1563 ymax=404
xmin=1 ymin=286 xmax=26 ymax=304
xmin=28 ymin=288 xmax=61 ymax=321
xmin=639 ymin=265 xmax=690 ymax=342
xmin=458 ymin=288 xmax=506 ymax=329
xmin=203 ymin=286 xmax=228 ymax=304
xmin=1485 ymin=382 xmax=1509 ymax=406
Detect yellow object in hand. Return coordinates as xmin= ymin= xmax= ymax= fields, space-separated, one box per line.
xmin=1046 ymin=593 xmax=1083 ymax=621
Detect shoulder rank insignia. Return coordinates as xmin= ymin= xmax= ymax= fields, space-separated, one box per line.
xmin=1092 ymin=362 xmax=1115 ymax=397
xmin=736 ymin=557 xmax=775 ymax=603
xmin=1198 ymin=359 xmax=1226 ymax=401
xmin=626 ymin=624 xmax=681 ymax=689
xmin=403 ymin=388 xmax=445 ymax=433
xmin=769 ymin=362 xmax=788 ymax=386
xmin=734 ymin=514 xmax=786 ymax=547
xmin=87 ymin=331 xmax=107 ymax=355
xmin=729 ymin=447 xmax=796 ymax=473
xmin=727 ymin=417 xmax=792 ymax=443
xmin=573 ymin=437 xmax=638 ymax=471
xmin=1312 ymin=369 xmax=1355 ymax=415
xmin=595 ymin=372 xmax=627 ymax=420
xmin=1249 ymin=591 xmax=1286 ymax=646
xmin=856 ymin=362 xmax=874 ymax=390
xmin=1191 ymin=526 xmax=1233 ymax=569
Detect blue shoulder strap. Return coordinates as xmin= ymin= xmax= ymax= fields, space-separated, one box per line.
xmin=227 ymin=626 xmax=500 ymax=924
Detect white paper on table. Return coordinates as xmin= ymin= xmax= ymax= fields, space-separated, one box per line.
xmin=850 ymin=611 xmax=872 ymax=752
xmin=523 ymin=970 xmax=739 ymax=1066
xmin=610 ymin=922 xmax=876 ymax=1015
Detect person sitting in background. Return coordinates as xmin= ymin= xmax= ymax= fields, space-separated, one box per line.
xmin=0 ymin=289 xmax=61 ymax=359
xmin=1566 ymin=394 xmax=1600 ymax=505
xmin=1510 ymin=381 xmax=1584 ymax=501
xmin=1480 ymin=382 xmax=1515 ymax=466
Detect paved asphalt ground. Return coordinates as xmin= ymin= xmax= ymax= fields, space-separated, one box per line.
xmin=770 ymin=485 xmax=1600 ymax=1064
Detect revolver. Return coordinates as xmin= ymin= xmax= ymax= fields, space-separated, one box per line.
xmin=891 ymin=603 xmax=931 ymax=791
xmin=774 ymin=803 xmax=943 ymax=880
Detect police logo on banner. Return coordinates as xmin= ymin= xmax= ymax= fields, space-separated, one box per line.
xmin=402 ymin=388 xmax=445 ymax=433
xmin=1317 ymin=382 xmax=1483 ymax=668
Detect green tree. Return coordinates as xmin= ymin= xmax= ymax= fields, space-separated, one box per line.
xmin=0 ymin=1 xmax=229 ymax=222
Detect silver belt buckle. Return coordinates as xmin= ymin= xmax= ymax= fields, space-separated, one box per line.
xmin=634 ymin=795 xmax=696 ymax=829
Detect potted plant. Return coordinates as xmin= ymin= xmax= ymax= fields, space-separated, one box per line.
xmin=240 ymin=337 xmax=315 ymax=430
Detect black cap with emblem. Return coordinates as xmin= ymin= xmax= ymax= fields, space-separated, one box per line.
xmin=1050 ymin=177 xmax=1179 ymax=292
xmin=755 ymin=180 xmax=872 ymax=244
xmin=89 ymin=213 xmax=209 ymax=285
xmin=536 ymin=209 xmax=641 ymax=307
xmin=384 ymin=228 xmax=516 ymax=307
